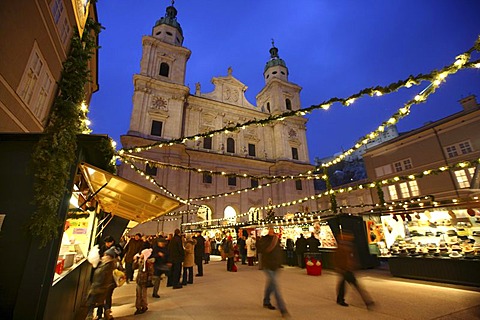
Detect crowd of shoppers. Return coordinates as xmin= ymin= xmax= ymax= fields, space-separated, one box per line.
xmin=85 ymin=227 xmax=373 ymax=319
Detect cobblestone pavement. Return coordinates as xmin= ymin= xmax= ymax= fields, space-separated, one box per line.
xmin=109 ymin=257 xmax=480 ymax=320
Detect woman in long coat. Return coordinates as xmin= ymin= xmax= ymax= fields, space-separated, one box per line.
xmin=182 ymin=235 xmax=196 ymax=285
xmin=245 ymin=234 xmax=257 ymax=266
xmin=85 ymin=249 xmax=116 ymax=320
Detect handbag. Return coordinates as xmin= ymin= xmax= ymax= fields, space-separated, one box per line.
xmin=113 ymin=269 xmax=126 ymax=287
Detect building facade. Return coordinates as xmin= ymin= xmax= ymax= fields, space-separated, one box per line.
xmin=0 ymin=1 xmax=106 ymax=319
xmin=363 ymin=95 xmax=479 ymax=206
xmin=0 ymin=0 xmax=98 ymax=132
xmin=119 ymin=3 xmax=317 ymax=232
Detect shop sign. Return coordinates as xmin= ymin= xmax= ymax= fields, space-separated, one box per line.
xmin=72 ymin=0 xmax=90 ymax=38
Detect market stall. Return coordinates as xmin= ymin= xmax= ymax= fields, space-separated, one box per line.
xmin=370 ymin=208 xmax=480 ymax=286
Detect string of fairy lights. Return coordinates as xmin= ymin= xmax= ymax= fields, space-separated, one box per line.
xmin=117 ymin=39 xmax=480 ymax=156
xmin=116 ymin=56 xmax=480 ymax=203
xmin=110 ymin=37 xmax=480 ymax=226
xmin=179 ymin=158 xmax=480 ymax=227
xmin=124 ymin=153 xmax=479 ymax=226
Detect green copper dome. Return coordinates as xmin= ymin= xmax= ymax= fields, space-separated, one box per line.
xmin=264 ymin=44 xmax=287 ymax=72
xmin=155 ymin=3 xmax=183 ymax=36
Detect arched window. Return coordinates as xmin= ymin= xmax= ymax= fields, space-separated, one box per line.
xmin=226 ymin=138 xmax=235 ymax=153
xmin=159 ymin=62 xmax=169 ymax=77
xmin=224 ymin=206 xmax=236 ymax=222
xmin=266 ymin=102 xmax=271 ymax=113
xmin=285 ymin=98 xmax=292 ymax=110
xmin=197 ymin=205 xmax=212 ymax=221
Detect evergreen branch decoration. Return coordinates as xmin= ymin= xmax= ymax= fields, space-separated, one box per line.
xmin=29 ymin=18 xmax=102 ymax=248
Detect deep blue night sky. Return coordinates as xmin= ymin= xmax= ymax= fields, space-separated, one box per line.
xmin=89 ymin=1 xmax=480 ymax=161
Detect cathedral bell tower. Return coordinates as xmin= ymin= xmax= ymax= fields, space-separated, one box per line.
xmin=126 ymin=1 xmax=191 ymax=141
xmin=256 ymin=41 xmax=309 ymax=162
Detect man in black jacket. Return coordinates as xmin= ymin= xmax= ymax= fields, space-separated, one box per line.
xmin=193 ymin=232 xmax=205 ymax=276
xmin=258 ymin=227 xmax=289 ymax=318
xmin=307 ymin=233 xmax=321 ymax=253
xmin=295 ymin=234 xmax=308 ymax=268
xmin=168 ymin=229 xmax=185 ymax=289
xmin=151 ymin=237 xmax=169 ymax=298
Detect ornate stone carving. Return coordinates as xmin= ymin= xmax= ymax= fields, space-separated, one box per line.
xmin=223 ymin=87 xmax=239 ymax=102
xmin=288 ymin=128 xmax=297 ymax=139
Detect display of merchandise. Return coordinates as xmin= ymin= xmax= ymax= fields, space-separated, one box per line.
xmin=375 ymin=208 xmax=480 ymax=260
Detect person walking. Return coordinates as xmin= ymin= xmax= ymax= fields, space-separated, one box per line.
xmin=245 ymin=233 xmax=257 ymax=266
xmin=151 ymin=237 xmax=169 ymax=298
xmin=295 ymin=233 xmax=307 ymax=268
xmin=334 ymin=231 xmax=374 ymax=309
xmin=193 ymin=232 xmax=205 ymax=276
xmin=123 ymin=233 xmax=144 ymax=283
xmin=182 ymin=234 xmax=196 ymax=285
xmin=168 ymin=229 xmax=185 ymax=289
xmin=258 ymin=227 xmax=290 ymax=318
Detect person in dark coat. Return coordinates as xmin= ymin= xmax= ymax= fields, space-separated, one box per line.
xmin=334 ymin=231 xmax=374 ymax=309
xmin=307 ymin=232 xmax=321 ymax=253
xmin=123 ymin=233 xmax=144 ymax=282
xmin=167 ymin=228 xmax=185 ymax=289
xmin=96 ymin=236 xmax=123 ymax=320
xmin=237 ymin=235 xmax=247 ymax=265
xmin=151 ymin=237 xmax=169 ymax=298
xmin=286 ymin=238 xmax=295 ymax=266
xmin=258 ymin=227 xmax=289 ymax=318
xmin=295 ymin=234 xmax=308 ymax=268
xmin=193 ymin=232 xmax=205 ymax=276
xmin=85 ymin=248 xmax=117 ymax=320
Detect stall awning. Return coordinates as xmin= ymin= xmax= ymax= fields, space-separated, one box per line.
xmin=79 ymin=163 xmax=182 ymax=223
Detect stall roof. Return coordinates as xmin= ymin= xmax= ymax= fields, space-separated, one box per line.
xmin=79 ymin=163 xmax=182 ymax=223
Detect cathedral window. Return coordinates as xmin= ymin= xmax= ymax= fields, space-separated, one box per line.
xmin=292 ymin=147 xmax=299 ymax=160
xmin=286 ymin=98 xmax=292 ymax=110
xmin=145 ymin=163 xmax=157 ymax=176
xmin=151 ymin=120 xmax=163 ymax=136
xmin=203 ymin=136 xmax=212 ymax=150
xmin=295 ymin=180 xmax=303 ymax=190
xmin=203 ymin=173 xmax=213 ymax=184
xmin=227 ymin=138 xmax=235 ymax=153
xmin=248 ymin=143 xmax=256 ymax=157
xmin=228 ymin=176 xmax=237 ymax=186
xmin=266 ymin=102 xmax=271 ymax=113
xmin=159 ymin=62 xmax=169 ymax=77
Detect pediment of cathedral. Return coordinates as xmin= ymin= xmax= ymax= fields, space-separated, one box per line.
xmin=198 ymin=68 xmax=257 ymax=109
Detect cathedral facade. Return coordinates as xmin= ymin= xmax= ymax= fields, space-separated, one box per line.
xmin=119 ymin=3 xmax=316 ymax=232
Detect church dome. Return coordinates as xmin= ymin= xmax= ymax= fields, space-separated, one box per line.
xmin=155 ymin=3 xmax=183 ymax=36
xmin=264 ymin=45 xmax=287 ymax=72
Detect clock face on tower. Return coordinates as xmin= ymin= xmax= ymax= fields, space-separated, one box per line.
xmin=152 ymin=96 xmax=168 ymax=110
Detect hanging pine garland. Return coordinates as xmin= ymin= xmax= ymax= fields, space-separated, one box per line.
xmin=29 ymin=18 xmax=104 ymax=248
